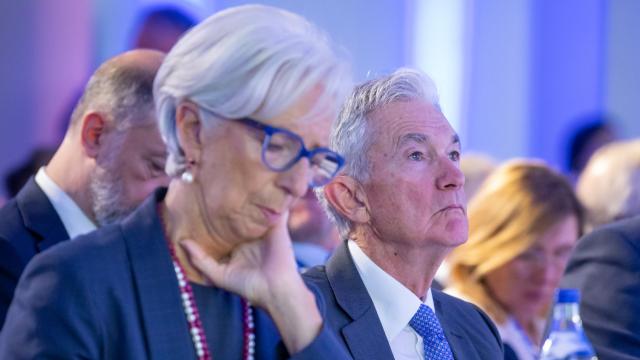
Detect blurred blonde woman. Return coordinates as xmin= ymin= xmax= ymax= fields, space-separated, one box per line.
xmin=446 ymin=160 xmax=584 ymax=360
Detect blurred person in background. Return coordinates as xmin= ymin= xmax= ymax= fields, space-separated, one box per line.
xmin=288 ymin=188 xmax=340 ymax=270
xmin=4 ymin=148 xmax=55 ymax=197
xmin=565 ymin=114 xmax=617 ymax=182
xmin=460 ymin=153 xmax=497 ymax=203
xmin=576 ymin=139 xmax=640 ymax=232
xmin=0 ymin=5 xmax=352 ymax=358
xmin=446 ymin=160 xmax=584 ymax=360
xmin=0 ymin=49 xmax=169 ymax=327
xmin=562 ymin=139 xmax=640 ymax=360
xmin=562 ymin=216 xmax=640 ymax=359
xmin=132 ymin=5 xmax=197 ymax=52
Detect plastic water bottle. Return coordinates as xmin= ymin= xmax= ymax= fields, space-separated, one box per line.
xmin=539 ymin=288 xmax=598 ymax=360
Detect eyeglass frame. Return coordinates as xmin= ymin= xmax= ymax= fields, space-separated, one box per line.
xmin=198 ymin=107 xmax=345 ymax=187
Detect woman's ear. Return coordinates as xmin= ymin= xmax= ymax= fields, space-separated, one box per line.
xmin=176 ymin=101 xmax=203 ymax=164
xmin=323 ymin=175 xmax=370 ymax=225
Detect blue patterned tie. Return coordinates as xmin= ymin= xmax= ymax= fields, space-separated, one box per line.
xmin=409 ymin=304 xmax=455 ymax=359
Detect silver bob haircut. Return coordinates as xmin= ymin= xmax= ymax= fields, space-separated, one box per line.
xmin=154 ymin=4 xmax=352 ymax=176
xmin=316 ymin=68 xmax=441 ymax=239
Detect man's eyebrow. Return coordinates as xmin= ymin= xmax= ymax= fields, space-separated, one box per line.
xmin=396 ymin=133 xmax=428 ymax=148
xmin=393 ymin=132 xmax=461 ymax=151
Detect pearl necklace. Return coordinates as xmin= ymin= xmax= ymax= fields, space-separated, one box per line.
xmin=162 ymin=215 xmax=256 ymax=359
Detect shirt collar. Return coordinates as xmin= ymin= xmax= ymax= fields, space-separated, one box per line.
xmin=348 ymin=240 xmax=435 ymax=343
xmin=35 ymin=167 xmax=97 ymax=238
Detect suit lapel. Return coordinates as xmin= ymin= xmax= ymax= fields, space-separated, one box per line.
xmin=16 ymin=178 xmax=69 ymax=252
xmin=121 ymin=190 xmax=195 ymax=359
xmin=326 ymin=242 xmax=395 ymax=360
xmin=434 ymin=292 xmax=479 ymax=360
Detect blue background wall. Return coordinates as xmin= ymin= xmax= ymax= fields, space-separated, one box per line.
xmin=1 ymin=0 xmax=638 ymax=199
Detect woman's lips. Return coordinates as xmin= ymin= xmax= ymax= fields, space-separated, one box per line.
xmin=258 ymin=205 xmax=283 ymax=225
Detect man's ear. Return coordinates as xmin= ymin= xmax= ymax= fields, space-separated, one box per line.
xmin=324 ymin=175 xmax=370 ymax=224
xmin=81 ymin=112 xmax=109 ymax=159
xmin=175 ymin=101 xmax=203 ymax=164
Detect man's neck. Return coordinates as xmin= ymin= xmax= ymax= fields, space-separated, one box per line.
xmin=44 ymin=145 xmax=95 ymax=223
xmin=353 ymin=231 xmax=450 ymax=299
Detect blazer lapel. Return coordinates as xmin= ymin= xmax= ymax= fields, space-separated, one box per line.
xmin=16 ymin=178 xmax=69 ymax=252
xmin=326 ymin=242 xmax=395 ymax=360
xmin=434 ymin=293 xmax=480 ymax=360
xmin=121 ymin=190 xmax=195 ymax=359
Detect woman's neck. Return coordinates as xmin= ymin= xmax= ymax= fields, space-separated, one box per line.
xmin=161 ymin=181 xmax=227 ymax=284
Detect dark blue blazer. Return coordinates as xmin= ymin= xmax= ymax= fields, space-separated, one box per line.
xmin=561 ymin=215 xmax=640 ymax=360
xmin=0 ymin=189 xmax=348 ymax=359
xmin=303 ymin=242 xmax=504 ymax=359
xmin=0 ymin=178 xmax=69 ymax=326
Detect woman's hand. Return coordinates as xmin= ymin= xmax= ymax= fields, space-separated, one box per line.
xmin=181 ymin=212 xmax=323 ymax=353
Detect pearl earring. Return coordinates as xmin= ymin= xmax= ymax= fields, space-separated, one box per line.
xmin=181 ymin=158 xmax=196 ymax=183
xmin=181 ymin=171 xmax=194 ymax=183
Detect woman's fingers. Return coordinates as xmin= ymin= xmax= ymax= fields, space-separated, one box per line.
xmin=180 ymin=239 xmax=224 ymax=287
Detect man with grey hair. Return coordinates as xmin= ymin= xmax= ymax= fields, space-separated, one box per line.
xmin=576 ymin=139 xmax=640 ymax=231
xmin=561 ymin=139 xmax=640 ymax=359
xmin=0 ymin=49 xmax=170 ymax=326
xmin=305 ymin=68 xmax=503 ymax=359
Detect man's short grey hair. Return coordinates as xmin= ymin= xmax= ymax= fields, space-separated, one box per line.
xmin=154 ymin=4 xmax=352 ymax=176
xmin=316 ymin=68 xmax=442 ymax=239
xmin=577 ymin=139 xmax=640 ymax=230
xmin=70 ymin=57 xmax=157 ymax=133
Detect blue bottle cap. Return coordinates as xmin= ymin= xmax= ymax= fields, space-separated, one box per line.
xmin=556 ymin=288 xmax=580 ymax=303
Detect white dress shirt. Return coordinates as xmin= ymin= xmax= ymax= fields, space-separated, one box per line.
xmin=35 ymin=167 xmax=96 ymax=239
xmin=348 ymin=240 xmax=437 ymax=360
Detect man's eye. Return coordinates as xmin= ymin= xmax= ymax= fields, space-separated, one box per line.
xmin=449 ymin=151 xmax=460 ymax=161
xmin=409 ymin=151 xmax=424 ymax=161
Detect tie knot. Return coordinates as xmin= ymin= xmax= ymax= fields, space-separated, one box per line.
xmin=409 ymin=304 xmax=446 ymax=341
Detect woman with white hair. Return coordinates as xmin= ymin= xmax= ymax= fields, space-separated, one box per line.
xmin=0 ymin=5 xmax=352 ymax=359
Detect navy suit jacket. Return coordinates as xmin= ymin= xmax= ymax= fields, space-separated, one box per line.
xmin=0 ymin=189 xmax=349 ymax=359
xmin=303 ymin=242 xmax=504 ymax=359
xmin=561 ymin=215 xmax=640 ymax=360
xmin=0 ymin=178 xmax=69 ymax=326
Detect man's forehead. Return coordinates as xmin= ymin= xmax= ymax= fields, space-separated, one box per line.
xmin=369 ymin=100 xmax=458 ymax=146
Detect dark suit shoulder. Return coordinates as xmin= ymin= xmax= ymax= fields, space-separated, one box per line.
xmin=561 ymin=215 xmax=640 ymax=359
xmin=433 ymin=289 xmax=504 ymax=357
xmin=0 ymin=224 xmax=129 ymax=358
xmin=0 ymin=198 xmax=42 ymax=327
xmin=0 ymin=178 xmax=69 ymax=264
xmin=27 ymin=223 xmax=126 ymax=274
xmin=433 ymin=289 xmax=498 ymax=329
xmin=301 ymin=266 xmax=335 ymax=306
xmin=301 ymin=265 xmax=333 ymax=307
xmin=301 ymin=265 xmax=328 ymax=281
xmin=0 ymin=199 xmax=35 ymax=263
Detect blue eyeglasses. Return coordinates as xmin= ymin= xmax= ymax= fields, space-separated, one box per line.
xmin=200 ymin=108 xmax=344 ymax=187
